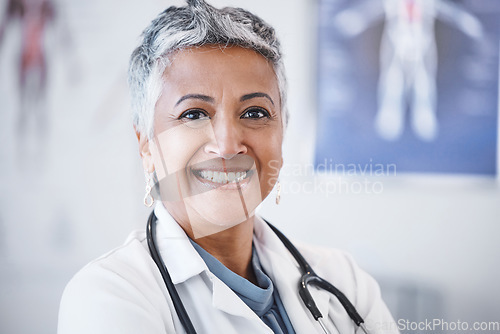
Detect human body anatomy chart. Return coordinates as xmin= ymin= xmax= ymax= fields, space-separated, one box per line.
xmin=316 ymin=0 xmax=499 ymax=175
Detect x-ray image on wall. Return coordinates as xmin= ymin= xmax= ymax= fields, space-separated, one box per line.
xmin=315 ymin=0 xmax=499 ymax=175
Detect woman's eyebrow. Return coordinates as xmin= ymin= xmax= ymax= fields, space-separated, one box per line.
xmin=240 ymin=92 xmax=274 ymax=106
xmin=175 ymin=94 xmax=215 ymax=106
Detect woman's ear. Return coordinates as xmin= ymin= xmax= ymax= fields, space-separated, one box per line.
xmin=135 ymin=128 xmax=155 ymax=173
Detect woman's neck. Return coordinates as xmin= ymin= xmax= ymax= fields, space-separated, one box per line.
xmin=165 ymin=201 xmax=257 ymax=283
xmin=195 ymin=219 xmax=257 ymax=284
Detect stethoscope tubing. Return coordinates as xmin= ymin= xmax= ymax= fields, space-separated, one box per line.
xmin=265 ymin=220 xmax=367 ymax=332
xmin=147 ymin=212 xmax=198 ymax=334
xmin=147 ymin=212 xmax=367 ymax=334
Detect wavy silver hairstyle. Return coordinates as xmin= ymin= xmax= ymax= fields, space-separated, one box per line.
xmin=128 ymin=0 xmax=288 ymax=139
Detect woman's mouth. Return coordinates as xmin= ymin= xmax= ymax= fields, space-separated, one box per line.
xmin=192 ymin=169 xmax=254 ymax=187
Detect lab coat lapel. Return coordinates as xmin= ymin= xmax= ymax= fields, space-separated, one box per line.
xmin=154 ymin=204 xmax=273 ymax=332
xmin=254 ymin=217 xmax=333 ymax=334
xmin=154 ymin=203 xmax=206 ymax=284
xmin=210 ymin=276 xmax=274 ymax=333
xmin=211 ymin=276 xmax=261 ymax=320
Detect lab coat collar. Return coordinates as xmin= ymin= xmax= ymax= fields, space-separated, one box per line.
xmin=253 ymin=217 xmax=332 ymax=333
xmin=152 ymin=203 xmax=270 ymax=325
xmin=153 ymin=203 xmax=207 ymax=284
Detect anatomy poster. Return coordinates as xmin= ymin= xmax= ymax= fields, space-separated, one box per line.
xmin=315 ymin=0 xmax=499 ymax=175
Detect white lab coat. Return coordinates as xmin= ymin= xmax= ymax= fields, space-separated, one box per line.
xmin=58 ymin=203 xmax=398 ymax=334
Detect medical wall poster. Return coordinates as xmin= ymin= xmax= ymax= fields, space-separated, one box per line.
xmin=315 ymin=0 xmax=499 ymax=175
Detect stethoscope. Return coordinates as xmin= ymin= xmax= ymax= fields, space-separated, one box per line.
xmin=146 ymin=211 xmax=369 ymax=334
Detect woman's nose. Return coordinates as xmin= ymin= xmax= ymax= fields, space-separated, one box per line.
xmin=204 ymin=116 xmax=247 ymax=159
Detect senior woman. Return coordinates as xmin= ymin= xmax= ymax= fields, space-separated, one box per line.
xmin=58 ymin=1 xmax=398 ymax=333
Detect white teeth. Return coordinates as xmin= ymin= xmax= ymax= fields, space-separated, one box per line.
xmin=197 ymin=170 xmax=248 ymax=184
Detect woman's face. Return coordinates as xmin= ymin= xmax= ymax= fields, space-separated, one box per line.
xmin=145 ymin=45 xmax=283 ymax=238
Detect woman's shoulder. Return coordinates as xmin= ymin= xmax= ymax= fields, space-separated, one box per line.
xmin=58 ymin=230 xmax=168 ymax=334
xmin=255 ymin=218 xmax=370 ymax=287
xmin=293 ymin=241 xmax=366 ymax=287
xmin=69 ymin=230 xmax=151 ymax=282
xmin=294 ymin=241 xmax=354 ymax=265
xmin=295 ymin=241 xmax=379 ymax=290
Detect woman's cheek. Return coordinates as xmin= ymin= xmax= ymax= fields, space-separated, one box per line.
xmin=154 ymin=123 xmax=216 ymax=174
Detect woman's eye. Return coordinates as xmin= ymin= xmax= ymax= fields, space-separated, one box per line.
xmin=241 ymin=108 xmax=270 ymax=119
xmin=179 ymin=109 xmax=209 ymax=120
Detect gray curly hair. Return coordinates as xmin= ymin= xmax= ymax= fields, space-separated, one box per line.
xmin=128 ymin=0 xmax=288 ymax=139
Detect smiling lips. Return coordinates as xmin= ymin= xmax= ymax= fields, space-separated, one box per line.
xmin=193 ymin=169 xmax=252 ymax=185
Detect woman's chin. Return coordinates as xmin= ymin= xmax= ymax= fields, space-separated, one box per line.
xmin=183 ymin=181 xmax=262 ymax=238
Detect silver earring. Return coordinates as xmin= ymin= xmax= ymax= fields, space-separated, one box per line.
xmin=275 ymin=180 xmax=281 ymax=205
xmin=143 ymin=171 xmax=154 ymax=207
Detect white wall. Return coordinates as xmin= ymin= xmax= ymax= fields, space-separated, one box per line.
xmin=0 ymin=0 xmax=499 ymax=333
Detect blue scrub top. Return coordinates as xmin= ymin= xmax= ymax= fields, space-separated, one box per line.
xmin=190 ymin=240 xmax=296 ymax=334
